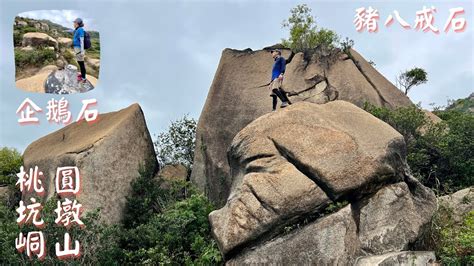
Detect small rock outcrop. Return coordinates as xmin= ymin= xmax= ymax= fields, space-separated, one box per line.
xmin=438 ymin=187 xmax=473 ymax=223
xmin=22 ymin=104 xmax=158 ymax=224
xmin=22 ymin=32 xmax=58 ymax=50
xmin=355 ymin=251 xmax=437 ymax=266
xmin=210 ymin=101 xmax=436 ymax=264
xmin=191 ymin=46 xmax=413 ymax=206
xmin=156 ymin=164 xmax=188 ymax=182
xmin=57 ymin=37 xmax=72 ymax=47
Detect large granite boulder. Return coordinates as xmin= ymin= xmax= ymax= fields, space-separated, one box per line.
xmin=191 ymin=46 xmax=413 ymax=206
xmin=22 ymin=104 xmax=158 ymax=224
xmin=22 ymin=32 xmax=58 ymax=50
xmin=210 ymin=101 xmax=436 ymax=263
xmin=226 ymin=180 xmax=436 ymax=265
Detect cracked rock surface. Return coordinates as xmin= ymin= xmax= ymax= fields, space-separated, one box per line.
xmin=211 ymin=101 xmax=436 ymax=263
xmin=44 ymin=64 xmax=95 ymax=94
xmin=192 ymin=46 xmax=413 ymax=207
xmin=22 ymin=103 xmax=158 ymax=224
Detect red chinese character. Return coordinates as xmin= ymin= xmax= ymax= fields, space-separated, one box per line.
xmin=16 ymin=198 xmax=45 ymax=228
xmin=444 ymin=7 xmax=467 ymax=33
xmin=46 ymin=97 xmax=72 ymax=125
xmin=76 ymin=98 xmax=98 ymax=123
xmin=54 ymin=199 xmax=84 ymax=229
xmin=16 ymin=98 xmax=42 ymax=125
xmin=414 ymin=6 xmax=439 ymax=33
xmin=55 ymin=232 xmax=81 ymax=260
xmin=16 ymin=166 xmax=45 ymax=196
xmin=55 ymin=166 xmax=81 ymax=197
xmin=15 ymin=231 xmax=46 ymax=260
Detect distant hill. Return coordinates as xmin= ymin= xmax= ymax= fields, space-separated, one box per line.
xmin=14 ymin=16 xmax=99 ymax=41
xmin=445 ymin=93 xmax=474 ymax=114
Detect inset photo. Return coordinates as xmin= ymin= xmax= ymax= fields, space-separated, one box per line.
xmin=14 ymin=10 xmax=100 ymax=94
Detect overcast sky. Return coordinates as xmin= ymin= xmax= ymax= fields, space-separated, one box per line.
xmin=0 ymin=0 xmax=472 ymax=152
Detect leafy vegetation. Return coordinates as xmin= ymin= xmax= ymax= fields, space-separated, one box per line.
xmin=429 ymin=202 xmax=474 ymax=265
xmin=14 ymin=48 xmax=56 ymax=68
xmin=364 ymin=102 xmax=473 ymax=194
xmin=0 ymin=147 xmax=22 ymax=187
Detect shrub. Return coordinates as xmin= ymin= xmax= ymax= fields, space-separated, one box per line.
xmin=364 ymin=103 xmax=473 ymax=194
xmin=281 ymin=4 xmax=340 ymax=52
xmin=123 ymin=159 xmax=169 ymax=229
xmin=122 ymin=193 xmax=221 ymax=265
xmin=430 ymin=204 xmax=474 ymax=264
xmin=15 ymin=48 xmax=56 ymax=68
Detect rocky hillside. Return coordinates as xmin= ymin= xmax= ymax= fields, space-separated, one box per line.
xmin=13 ymin=41 xmax=472 ymax=262
xmin=14 ymin=16 xmax=100 ymax=93
xmin=445 ymin=92 xmax=474 ymax=114
xmin=191 ymin=45 xmax=413 ymax=207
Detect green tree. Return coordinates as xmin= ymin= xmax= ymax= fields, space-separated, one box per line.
xmin=0 ymin=147 xmax=23 ymax=187
xmin=154 ymin=115 xmax=196 ymax=171
xmin=396 ymin=67 xmax=428 ymax=95
xmin=282 ymin=4 xmax=340 ymax=52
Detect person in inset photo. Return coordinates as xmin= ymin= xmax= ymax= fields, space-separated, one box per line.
xmin=73 ymin=17 xmax=87 ymax=83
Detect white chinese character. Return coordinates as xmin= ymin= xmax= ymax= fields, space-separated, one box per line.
xmin=444 ymin=7 xmax=466 ymax=33
xmin=16 ymin=98 xmax=42 ymax=125
xmin=15 ymin=231 xmax=46 ymax=260
xmin=414 ymin=6 xmax=439 ymax=33
xmin=55 ymin=232 xmax=80 ymax=260
xmin=46 ymin=97 xmax=72 ymax=124
xmin=55 ymin=166 xmax=81 ymax=197
xmin=16 ymin=166 xmax=45 ymax=195
xmin=54 ymin=198 xmax=84 ymax=229
xmin=354 ymin=7 xmax=379 ymax=32
xmin=384 ymin=10 xmax=411 ymax=29
xmin=16 ymin=198 xmax=45 ymax=228
xmin=76 ymin=98 xmax=98 ymax=122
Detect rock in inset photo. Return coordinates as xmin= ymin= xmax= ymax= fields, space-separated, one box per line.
xmin=14 ymin=10 xmax=100 ymax=94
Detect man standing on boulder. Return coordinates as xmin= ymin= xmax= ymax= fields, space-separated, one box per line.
xmin=73 ymin=18 xmax=87 ymax=83
xmin=269 ymin=49 xmax=291 ymax=111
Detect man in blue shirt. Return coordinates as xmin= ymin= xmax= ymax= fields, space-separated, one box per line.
xmin=269 ymin=49 xmax=290 ymax=111
xmin=73 ymin=18 xmax=87 ymax=82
